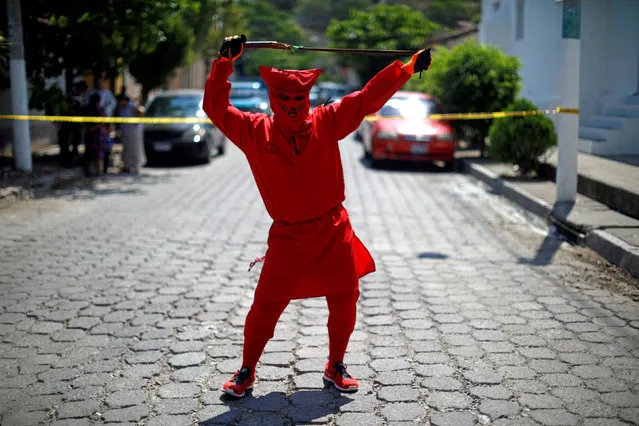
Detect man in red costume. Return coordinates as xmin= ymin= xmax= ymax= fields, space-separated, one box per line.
xmin=203 ymin=34 xmax=431 ymax=398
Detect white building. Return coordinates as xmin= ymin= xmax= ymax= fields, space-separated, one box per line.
xmin=480 ymin=0 xmax=639 ymax=156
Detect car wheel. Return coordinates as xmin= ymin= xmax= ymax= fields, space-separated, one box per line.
xmin=199 ymin=144 xmax=211 ymax=164
xmin=218 ymin=138 xmax=226 ymax=156
xmin=443 ymin=160 xmax=454 ymax=171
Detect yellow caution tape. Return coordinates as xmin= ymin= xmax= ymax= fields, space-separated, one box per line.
xmin=0 ymin=107 xmax=579 ymax=124
xmin=0 ymin=114 xmax=212 ymax=124
xmin=364 ymin=107 xmax=579 ymax=122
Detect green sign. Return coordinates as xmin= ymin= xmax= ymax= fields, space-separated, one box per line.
xmin=562 ymin=0 xmax=581 ymax=39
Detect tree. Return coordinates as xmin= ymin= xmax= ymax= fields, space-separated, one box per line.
xmin=326 ymin=4 xmax=439 ymax=83
xmin=16 ymin=0 xmax=201 ymax=93
xmin=128 ymin=28 xmax=194 ymax=102
xmin=386 ymin=0 xmax=480 ymax=29
xmin=236 ymin=0 xmax=322 ymax=76
xmin=294 ymin=0 xmax=373 ymax=34
xmin=0 ymin=32 xmax=7 ymax=73
xmin=406 ymin=42 xmax=521 ymax=154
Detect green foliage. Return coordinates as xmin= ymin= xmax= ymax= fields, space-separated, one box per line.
xmin=237 ymin=0 xmax=324 ymax=76
xmin=488 ymin=98 xmax=557 ymax=175
xmin=326 ymin=4 xmax=439 ymax=83
xmin=28 ymin=78 xmax=68 ymax=116
xmin=421 ymin=0 xmax=480 ymax=29
xmin=406 ymin=42 xmax=521 ymax=149
xmin=17 ymin=0 xmax=217 ymax=94
xmin=128 ymin=28 xmax=194 ymax=102
xmin=384 ymin=0 xmax=480 ymax=29
xmin=295 ymin=0 xmax=373 ymax=33
xmin=0 ymin=32 xmax=7 ymax=74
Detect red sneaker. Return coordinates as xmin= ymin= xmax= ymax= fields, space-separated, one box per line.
xmin=221 ymin=367 xmax=255 ymax=398
xmin=323 ymin=362 xmax=359 ymax=392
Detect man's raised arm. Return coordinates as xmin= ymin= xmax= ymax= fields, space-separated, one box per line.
xmin=325 ymin=49 xmax=432 ymax=141
xmin=202 ymin=35 xmax=252 ymax=150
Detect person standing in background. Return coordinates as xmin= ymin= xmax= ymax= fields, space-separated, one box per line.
xmin=83 ymin=93 xmax=108 ymax=177
xmin=116 ymin=94 xmax=146 ymax=175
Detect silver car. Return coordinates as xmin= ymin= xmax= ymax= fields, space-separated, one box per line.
xmin=143 ymin=89 xmax=226 ymax=164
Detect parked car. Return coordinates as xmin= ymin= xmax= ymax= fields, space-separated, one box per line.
xmin=143 ymin=89 xmax=225 ymax=164
xmin=360 ymin=91 xmax=457 ymax=169
xmin=229 ymin=80 xmax=271 ymax=114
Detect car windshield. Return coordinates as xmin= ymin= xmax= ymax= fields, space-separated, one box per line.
xmin=379 ymin=97 xmax=443 ymax=120
xmin=146 ymin=96 xmax=204 ymax=117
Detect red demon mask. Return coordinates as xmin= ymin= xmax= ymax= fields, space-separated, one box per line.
xmin=259 ymin=66 xmax=322 ymax=135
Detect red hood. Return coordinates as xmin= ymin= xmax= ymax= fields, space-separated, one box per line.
xmin=375 ymin=118 xmax=452 ymax=135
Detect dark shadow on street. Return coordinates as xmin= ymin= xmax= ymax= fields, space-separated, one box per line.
xmin=519 ymin=201 xmax=576 ymax=265
xmin=418 ymin=252 xmax=450 ymax=260
xmin=358 ymin=156 xmax=456 ymax=174
xmin=199 ymin=388 xmax=353 ymax=425
xmin=517 ymin=231 xmax=564 ymax=265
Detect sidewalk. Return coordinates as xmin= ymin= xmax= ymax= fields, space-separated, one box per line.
xmin=462 ymin=153 xmax=639 ymax=278
xmin=0 ymin=143 xmax=123 ymax=208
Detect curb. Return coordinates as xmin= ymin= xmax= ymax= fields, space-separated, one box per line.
xmin=0 ymin=169 xmax=84 ymax=210
xmin=0 ymin=186 xmax=35 ymax=208
xmin=462 ymin=159 xmax=639 ymax=278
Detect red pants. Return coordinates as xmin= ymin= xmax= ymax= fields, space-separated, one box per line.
xmin=242 ymin=289 xmax=360 ymax=372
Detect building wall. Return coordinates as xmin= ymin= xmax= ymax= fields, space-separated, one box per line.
xmin=511 ymin=0 xmax=564 ymax=110
xmin=580 ymin=0 xmax=639 ymax=122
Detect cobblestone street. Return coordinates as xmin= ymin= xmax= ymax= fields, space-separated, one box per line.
xmin=1 ymin=138 xmax=638 ymax=426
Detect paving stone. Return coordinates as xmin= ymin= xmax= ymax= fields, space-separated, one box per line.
xmin=239 ymin=413 xmax=287 ymax=426
xmin=102 ymin=405 xmax=149 ymax=422
xmin=529 ymin=409 xmax=579 ymax=425
xmin=147 ymin=415 xmax=193 ymax=426
xmin=293 ymin=373 xmax=325 ymax=389
xmin=121 ymin=364 xmax=162 ymax=378
xmin=430 ymin=411 xmax=476 ymax=426
xmin=378 ymin=385 xmax=420 ymax=402
xmin=158 ymin=382 xmax=200 ymax=398
xmin=599 ymin=391 xmax=639 ymax=407
xmin=422 ymin=376 xmax=463 ymax=391
xmin=540 ymin=373 xmax=583 ymax=387
xmin=287 ymin=404 xmax=335 ymax=423
xmin=572 ymin=365 xmax=614 ymax=379
xmin=168 ymin=352 xmax=205 ymax=368
xmin=463 ymin=370 xmax=503 ymax=384
xmin=154 ymin=397 xmax=200 ymax=415
xmin=336 ymin=412 xmax=384 ymax=426
xmin=106 ymin=389 xmax=148 ymax=407
xmin=370 ymin=358 xmax=411 ymax=372
xmin=479 ymin=399 xmax=521 ymax=419
xmin=380 ymin=402 xmax=424 ymax=421
xmin=470 ymin=385 xmax=513 ymax=399
xmin=426 ymin=391 xmax=472 ymax=410
xmin=519 ymin=393 xmax=563 ymax=409
xmin=566 ymin=400 xmax=618 ymax=418
xmin=414 ymin=364 xmax=455 ymax=377
xmin=375 ymin=370 xmax=415 ymax=385
xmin=1 ymin=410 xmax=49 ymax=425
xmin=57 ymin=400 xmax=101 ymax=419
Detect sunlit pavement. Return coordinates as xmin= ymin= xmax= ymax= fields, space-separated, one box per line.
xmin=1 ymin=137 xmax=638 ymax=425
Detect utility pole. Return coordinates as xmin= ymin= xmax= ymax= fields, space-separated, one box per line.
xmin=555 ymin=1 xmax=580 ymax=206
xmin=6 ymin=0 xmax=32 ymax=172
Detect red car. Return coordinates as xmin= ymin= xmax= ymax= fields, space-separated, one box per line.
xmin=359 ymin=91 xmax=457 ymax=169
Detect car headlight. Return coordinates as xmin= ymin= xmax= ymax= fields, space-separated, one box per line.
xmin=375 ymin=131 xmax=399 ymax=140
xmin=438 ymin=133 xmax=455 ymax=141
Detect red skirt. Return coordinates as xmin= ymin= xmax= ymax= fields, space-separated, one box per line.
xmin=254 ymin=204 xmax=375 ymax=302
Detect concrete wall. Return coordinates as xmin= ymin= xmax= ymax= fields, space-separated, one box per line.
xmin=580 ymin=0 xmax=639 ymax=122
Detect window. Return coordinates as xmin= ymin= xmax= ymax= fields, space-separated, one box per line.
xmin=516 ymin=0 xmax=525 ymax=40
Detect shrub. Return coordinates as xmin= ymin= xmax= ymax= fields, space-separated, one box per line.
xmin=405 ymin=41 xmax=521 ymax=153
xmin=487 ymin=98 xmax=558 ymax=175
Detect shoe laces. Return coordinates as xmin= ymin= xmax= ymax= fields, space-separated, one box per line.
xmin=334 ymin=362 xmax=352 ymax=379
xmin=233 ymin=367 xmax=252 ymax=385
